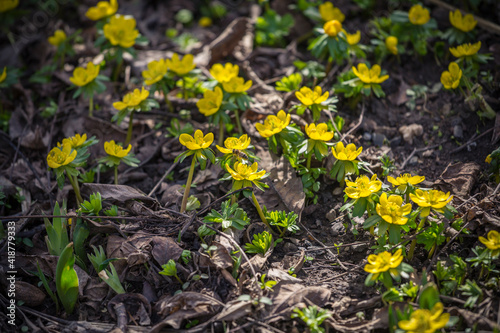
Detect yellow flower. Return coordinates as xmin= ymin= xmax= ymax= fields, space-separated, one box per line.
xmin=387 ymin=173 xmax=425 ymax=192
xmin=210 ymin=63 xmax=239 ymax=83
xmin=0 ymin=67 xmax=6 ymax=84
xmin=0 ymin=0 xmax=18 ymax=12
xmin=104 ymin=140 xmax=132 ymax=158
xmin=179 ymin=130 xmax=214 ymax=151
xmin=62 ymin=133 xmax=87 ymax=149
xmin=305 ymin=123 xmax=333 ymax=142
xmin=199 ymin=16 xmax=212 ymax=27
xmin=449 ymin=10 xmax=477 ymax=32
xmin=196 ymin=86 xmax=223 ymax=117
xmin=85 ymin=0 xmax=118 ymax=20
xmin=217 ymin=134 xmax=251 ymax=154
xmin=352 ymin=63 xmax=389 ymax=84
xmin=295 ymin=86 xmax=329 ymax=106
xmin=376 ymin=193 xmax=412 ymax=225
xmin=410 ymin=189 xmax=453 ymax=217
xmin=255 ymin=110 xmax=291 ymax=138
xmin=319 ymin=2 xmax=345 ymax=22
xmin=440 ymin=62 xmax=462 ymax=90
xmin=69 ymin=62 xmax=100 ymax=87
xmin=103 ymin=15 xmax=138 ymax=48
xmin=449 ymin=41 xmax=481 ymax=58
xmin=345 ymin=174 xmax=382 ymax=199
xmin=364 ymin=249 xmax=403 ymax=276
xmin=479 ymin=230 xmax=500 ymax=255
xmin=324 ymin=20 xmax=342 ymax=37
xmin=166 ymin=53 xmax=196 ymax=76
xmin=485 ymin=154 xmax=492 ymax=163
xmin=227 ymin=162 xmax=266 ymax=182
xmin=331 ymin=142 xmax=362 ymax=161
xmin=345 ymin=30 xmax=361 ymax=46
xmin=398 ymin=302 xmax=450 ymax=333
xmin=222 ymin=76 xmax=252 ymax=93
xmin=48 ymin=30 xmax=67 ymax=47
xmin=113 ymin=87 xmax=149 ymax=110
xmin=386 ymin=36 xmax=398 ymax=55
xmin=408 ymin=4 xmax=430 ymax=25
xmin=47 ymin=143 xmax=77 ymax=169
xmin=142 ymin=59 xmax=169 ymax=85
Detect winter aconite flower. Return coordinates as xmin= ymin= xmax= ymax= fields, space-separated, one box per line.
xmin=486 ymin=155 xmax=492 ymax=163
xmin=180 ymin=130 xmax=214 ymax=152
xmin=331 ymin=142 xmax=362 ymax=161
xmin=166 ymin=53 xmax=196 ymax=76
xmin=227 ymin=162 xmax=266 ymax=185
xmin=210 ymin=63 xmax=239 ymax=83
xmin=387 ymin=173 xmax=425 ymax=192
xmin=104 ymin=15 xmax=139 ymax=48
xmin=364 ymin=249 xmax=403 ymax=277
xmin=255 ymin=111 xmax=291 ymax=138
xmin=222 ymin=76 xmax=252 ymax=93
xmin=47 ymin=143 xmax=77 ymax=169
xmin=197 ymin=86 xmax=223 ymax=117
xmin=48 ymin=30 xmax=67 ymax=47
xmin=318 ymin=2 xmax=345 ymax=22
xmin=440 ymin=62 xmax=462 ymax=90
xmin=376 ymin=193 xmax=412 ymax=225
xmin=449 ymin=41 xmax=481 ymax=58
xmin=296 ymin=86 xmax=329 ymax=106
xmin=345 ymin=30 xmax=361 ymax=46
xmin=104 ymin=140 xmax=132 ymax=158
xmin=449 ymin=10 xmax=477 ymax=32
xmin=408 ymin=4 xmax=430 ymax=25
xmin=398 ymin=302 xmax=450 ymax=333
xmin=142 ymin=59 xmax=169 ymax=85
xmin=216 ymin=134 xmax=251 ymax=154
xmin=305 ymin=123 xmax=333 ymax=142
xmin=62 ymin=134 xmax=87 ymax=149
xmin=410 ymin=189 xmax=453 ymax=217
xmin=113 ymin=87 xmax=149 ymax=111
xmin=0 ymin=0 xmax=18 ymax=12
xmin=479 ymin=230 xmax=500 ymax=256
xmin=352 ymin=63 xmax=389 ymax=84
xmin=70 ymin=62 xmax=100 ymax=87
xmin=324 ymin=20 xmax=342 ymax=37
xmin=345 ymin=175 xmax=382 ymax=199
xmin=0 ymin=67 xmax=6 ymax=84
xmin=385 ymin=36 xmax=398 ymax=55
xmin=199 ymin=16 xmax=212 ymax=27
xmin=85 ymin=0 xmax=118 ymax=21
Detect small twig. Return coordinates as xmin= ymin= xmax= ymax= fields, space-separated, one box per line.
xmin=303 ymin=241 xmax=370 ymax=252
xmin=450 ymin=127 xmax=493 ymax=154
xmin=246 ymin=318 xmax=287 ymax=333
xmin=492 ymin=181 xmax=500 ymax=197
xmin=340 ymin=101 xmax=365 ymax=143
xmin=147 ymin=162 xmax=177 ymax=197
xmin=400 ymin=144 xmax=440 ymax=170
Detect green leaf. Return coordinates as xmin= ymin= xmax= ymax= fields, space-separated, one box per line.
xmin=56 ymin=243 xmax=79 ymax=314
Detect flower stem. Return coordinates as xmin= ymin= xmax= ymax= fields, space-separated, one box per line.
xmin=408 ymin=216 xmax=427 ymax=261
xmin=89 ymin=95 xmax=94 ymax=117
xmin=125 ymin=111 xmax=134 ymax=147
xmin=306 ymin=152 xmax=312 ymax=169
xmin=112 ymin=58 xmax=123 ymax=82
xmin=164 ymin=88 xmax=173 ymax=112
xmin=218 ymin=118 xmax=224 ymax=147
xmin=234 ymin=110 xmax=243 ymax=135
xmin=67 ymin=173 xmax=83 ymax=205
xmin=114 ymin=165 xmax=118 ymax=185
xmin=60 ymin=53 xmax=65 ymax=70
xmin=251 ymin=191 xmax=269 ymax=228
xmin=180 ymin=157 xmax=196 ymax=213
xmin=182 ymin=78 xmax=187 ymax=100
xmin=325 ymin=60 xmax=333 ymax=76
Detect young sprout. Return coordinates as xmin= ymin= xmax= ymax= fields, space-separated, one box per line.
xmin=100 ymin=140 xmax=140 ymax=185
xmin=292 ymin=305 xmax=331 ymax=333
xmin=142 ymin=59 xmax=174 ymax=110
xmin=364 ymin=249 xmax=413 ymax=289
xmin=70 ymin=62 xmax=108 ymax=117
xmin=330 ymin=142 xmax=362 ymax=184
xmin=85 ymin=0 xmax=118 ymax=21
xmin=221 ymin=76 xmax=253 ymax=134
xmin=255 ymin=110 xmax=303 ymax=155
xmin=294 ymin=86 xmax=331 ymax=122
xmin=175 ymin=130 xmax=215 ymax=213
xmin=159 ymin=259 xmax=183 ymax=284
xmin=166 ymin=53 xmax=196 ymax=100
xmin=244 ymin=231 xmax=273 ymax=255
xmin=398 ymin=302 xmax=450 ymax=332
xmin=299 ymin=123 xmax=334 ymax=169
xmin=112 ymin=87 xmax=159 ymax=146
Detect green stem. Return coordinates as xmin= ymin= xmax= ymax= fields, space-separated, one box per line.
xmin=125 ymin=111 xmax=134 ymax=147
xmin=60 ymin=53 xmax=65 ymax=70
xmin=114 ymin=165 xmax=118 ymax=185
xmin=164 ymin=87 xmax=173 ymax=112
xmin=67 ymin=173 xmax=83 ymax=205
xmin=175 ymin=274 xmax=183 ymax=285
xmin=234 ymin=110 xmax=243 ymax=135
xmin=251 ymin=191 xmax=269 ymax=228
xmin=428 ymin=243 xmax=436 ymax=259
xmin=325 ymin=60 xmax=333 ymax=76
xmin=182 ymin=78 xmax=187 ymax=100
xmin=89 ymin=95 xmax=94 ymax=117
xmin=306 ymin=152 xmax=312 ymax=170
xmin=112 ymin=58 xmax=123 ymax=82
xmin=180 ymin=157 xmax=196 ymax=213
xmin=231 ymin=194 xmax=237 ymax=205
xmin=218 ymin=118 xmax=224 ymax=147
xmin=408 ymin=216 xmax=427 ymax=261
